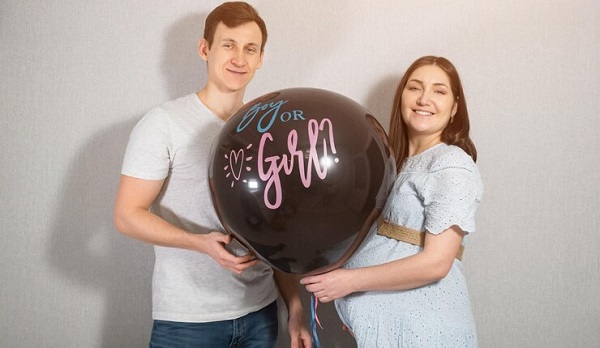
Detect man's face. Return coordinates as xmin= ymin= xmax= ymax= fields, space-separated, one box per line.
xmin=200 ymin=21 xmax=264 ymax=93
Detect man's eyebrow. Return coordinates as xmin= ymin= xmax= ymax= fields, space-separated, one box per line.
xmin=220 ymin=38 xmax=260 ymax=46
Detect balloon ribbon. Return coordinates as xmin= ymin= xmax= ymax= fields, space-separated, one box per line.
xmin=310 ymin=294 xmax=323 ymax=348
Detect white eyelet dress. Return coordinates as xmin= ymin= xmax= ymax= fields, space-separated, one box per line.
xmin=334 ymin=143 xmax=484 ymax=348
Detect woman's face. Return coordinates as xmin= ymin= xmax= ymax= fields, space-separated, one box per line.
xmin=401 ymin=64 xmax=457 ymax=139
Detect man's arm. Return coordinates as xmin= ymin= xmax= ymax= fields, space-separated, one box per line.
xmin=113 ymin=174 xmax=258 ymax=274
xmin=273 ymin=270 xmax=312 ymax=348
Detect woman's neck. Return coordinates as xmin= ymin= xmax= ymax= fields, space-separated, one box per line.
xmin=408 ymin=135 xmax=442 ymax=157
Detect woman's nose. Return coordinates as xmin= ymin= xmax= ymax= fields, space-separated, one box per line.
xmin=417 ymin=93 xmax=430 ymax=106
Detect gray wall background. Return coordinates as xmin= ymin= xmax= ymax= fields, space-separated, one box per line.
xmin=1 ymin=1 xmax=598 ymax=347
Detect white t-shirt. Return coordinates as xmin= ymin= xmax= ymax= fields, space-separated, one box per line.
xmin=121 ymin=93 xmax=278 ymax=322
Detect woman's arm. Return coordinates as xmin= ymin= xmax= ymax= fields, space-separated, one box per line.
xmin=300 ymin=226 xmax=464 ymax=303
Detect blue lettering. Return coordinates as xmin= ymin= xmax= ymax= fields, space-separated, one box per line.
xmin=236 ymin=100 xmax=306 ymax=133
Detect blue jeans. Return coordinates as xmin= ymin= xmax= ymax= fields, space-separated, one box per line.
xmin=149 ymin=301 xmax=278 ymax=348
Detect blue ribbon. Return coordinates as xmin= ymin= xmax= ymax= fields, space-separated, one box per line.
xmin=309 ymin=294 xmax=322 ymax=348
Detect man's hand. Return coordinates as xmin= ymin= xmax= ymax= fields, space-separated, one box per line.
xmin=273 ymin=271 xmax=313 ymax=348
xmin=194 ymin=232 xmax=258 ymax=274
xmin=287 ymin=307 xmax=312 ymax=348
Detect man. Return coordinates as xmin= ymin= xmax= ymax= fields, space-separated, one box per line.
xmin=114 ymin=2 xmax=311 ymax=347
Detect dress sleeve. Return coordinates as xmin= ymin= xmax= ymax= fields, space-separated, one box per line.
xmin=421 ymin=162 xmax=483 ymax=235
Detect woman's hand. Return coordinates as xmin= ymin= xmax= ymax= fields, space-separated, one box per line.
xmin=300 ymin=268 xmax=355 ymax=303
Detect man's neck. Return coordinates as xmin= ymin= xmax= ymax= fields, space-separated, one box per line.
xmin=196 ymin=86 xmax=246 ymax=121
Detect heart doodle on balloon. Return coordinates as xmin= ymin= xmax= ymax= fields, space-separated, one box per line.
xmin=230 ymin=149 xmax=244 ymax=180
xmin=223 ymin=144 xmax=254 ymax=188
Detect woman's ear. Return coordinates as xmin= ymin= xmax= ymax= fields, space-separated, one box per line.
xmin=452 ymin=98 xmax=458 ymax=117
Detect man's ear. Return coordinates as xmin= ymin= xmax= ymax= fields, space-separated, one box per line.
xmin=257 ymin=52 xmax=264 ymax=69
xmin=198 ymin=38 xmax=209 ymax=61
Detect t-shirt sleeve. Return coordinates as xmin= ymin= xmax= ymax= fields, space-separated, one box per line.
xmin=121 ymin=108 xmax=172 ymax=180
xmin=421 ymin=164 xmax=483 ymax=235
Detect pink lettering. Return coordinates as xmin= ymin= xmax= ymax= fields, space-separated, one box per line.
xmin=258 ymin=118 xmax=337 ymax=209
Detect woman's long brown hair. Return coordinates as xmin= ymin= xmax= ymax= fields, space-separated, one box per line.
xmin=388 ymin=56 xmax=477 ymax=173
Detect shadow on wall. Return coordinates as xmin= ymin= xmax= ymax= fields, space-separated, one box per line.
xmin=363 ymin=74 xmax=402 ymax=131
xmin=43 ymin=12 xmax=216 ymax=347
xmin=161 ymin=12 xmax=207 ymax=100
xmin=46 ymin=117 xmax=154 ymax=348
xmin=44 ymin=13 xmax=211 ymax=346
xmin=43 ymin=11 xmax=219 ymax=347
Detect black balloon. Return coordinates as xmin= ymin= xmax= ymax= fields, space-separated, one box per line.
xmin=209 ymin=87 xmax=395 ymax=275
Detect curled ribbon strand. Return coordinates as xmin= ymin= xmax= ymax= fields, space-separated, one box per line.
xmin=310 ymin=294 xmax=323 ymax=348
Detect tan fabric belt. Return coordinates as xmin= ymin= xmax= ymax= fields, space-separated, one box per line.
xmin=376 ymin=216 xmax=464 ymax=260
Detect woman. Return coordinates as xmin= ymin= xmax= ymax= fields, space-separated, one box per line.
xmin=301 ymin=56 xmax=483 ymax=347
